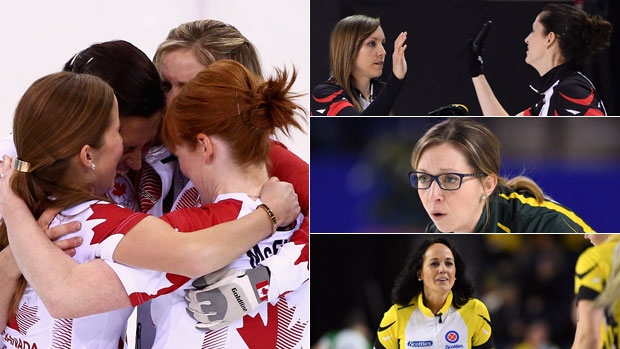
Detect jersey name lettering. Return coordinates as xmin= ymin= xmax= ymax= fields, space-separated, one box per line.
xmin=2 ymin=331 xmax=39 ymax=349
xmin=247 ymin=239 xmax=288 ymax=267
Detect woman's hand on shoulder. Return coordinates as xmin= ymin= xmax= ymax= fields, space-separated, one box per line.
xmin=260 ymin=177 xmax=300 ymax=227
xmin=392 ymin=31 xmax=408 ymax=80
xmin=38 ymin=208 xmax=83 ymax=257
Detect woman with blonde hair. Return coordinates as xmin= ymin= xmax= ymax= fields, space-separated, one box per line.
xmin=153 ymin=19 xmax=262 ymax=105
xmin=150 ymin=19 xmax=308 ymax=219
xmin=410 ymin=118 xmax=594 ymax=233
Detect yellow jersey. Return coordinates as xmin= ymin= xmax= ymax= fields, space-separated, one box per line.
xmin=574 ymin=235 xmax=620 ymax=349
xmin=375 ymin=291 xmax=493 ymax=349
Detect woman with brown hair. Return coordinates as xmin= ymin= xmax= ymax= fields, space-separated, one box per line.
xmin=410 ymin=118 xmax=594 ymax=233
xmin=311 ymin=14 xmax=408 ymax=115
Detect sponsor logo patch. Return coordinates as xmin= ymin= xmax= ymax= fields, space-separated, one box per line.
xmin=445 ymin=330 xmax=459 ymax=343
xmin=407 ymin=340 xmax=433 ymax=347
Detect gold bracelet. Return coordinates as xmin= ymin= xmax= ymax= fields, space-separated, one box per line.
xmin=257 ymin=203 xmax=278 ymax=232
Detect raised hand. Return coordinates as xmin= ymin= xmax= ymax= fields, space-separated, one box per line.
xmin=467 ymin=21 xmax=492 ymax=77
xmin=392 ymin=31 xmax=408 ymax=80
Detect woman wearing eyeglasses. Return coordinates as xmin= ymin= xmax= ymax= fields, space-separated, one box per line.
xmin=410 ymin=118 xmax=594 ymax=233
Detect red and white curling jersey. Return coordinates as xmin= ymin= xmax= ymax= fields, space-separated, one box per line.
xmin=145 ymin=193 xmax=309 ymax=349
xmin=1 ymin=200 xmax=182 ymax=349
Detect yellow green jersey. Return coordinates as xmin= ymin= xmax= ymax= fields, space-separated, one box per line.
xmin=574 ymin=235 xmax=620 ymax=349
xmin=427 ymin=185 xmax=594 ymax=233
xmin=375 ymin=292 xmax=493 ymax=349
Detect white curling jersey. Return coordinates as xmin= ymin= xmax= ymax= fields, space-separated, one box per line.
xmin=147 ymin=193 xmax=309 ymax=349
xmin=375 ymin=292 xmax=493 ymax=349
xmin=1 ymin=200 xmax=191 ymax=349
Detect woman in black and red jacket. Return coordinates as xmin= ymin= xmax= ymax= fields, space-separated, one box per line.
xmin=311 ymin=14 xmax=408 ymax=116
xmin=468 ymin=4 xmax=612 ymax=116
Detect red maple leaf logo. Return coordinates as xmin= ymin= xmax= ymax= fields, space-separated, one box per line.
xmin=112 ymin=181 xmax=127 ymax=197
xmin=256 ymin=280 xmax=269 ymax=302
xmin=8 ymin=302 xmax=40 ymax=335
xmin=238 ymin=298 xmax=307 ymax=348
xmin=86 ymin=203 xmax=147 ymax=244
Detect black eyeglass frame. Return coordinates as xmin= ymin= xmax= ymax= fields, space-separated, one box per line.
xmin=408 ymin=171 xmax=487 ymax=191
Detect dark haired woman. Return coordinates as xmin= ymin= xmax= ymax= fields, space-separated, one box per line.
xmin=469 ymin=4 xmax=612 ymax=115
xmin=375 ymin=238 xmax=494 ymax=349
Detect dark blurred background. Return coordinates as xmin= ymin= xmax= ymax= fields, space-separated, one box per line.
xmin=310 ymin=117 xmax=620 ymax=233
xmin=310 ymin=0 xmax=620 ymax=115
xmin=310 ymin=234 xmax=593 ymax=349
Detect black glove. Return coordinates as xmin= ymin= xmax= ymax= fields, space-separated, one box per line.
xmin=467 ymin=21 xmax=492 ymax=77
xmin=428 ymin=104 xmax=469 ymax=116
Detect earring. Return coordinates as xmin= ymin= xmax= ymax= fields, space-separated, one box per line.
xmin=91 ymin=163 xmax=96 ymax=170
xmin=418 ymin=278 xmax=422 ymax=281
xmin=481 ymin=194 xmax=487 ymax=200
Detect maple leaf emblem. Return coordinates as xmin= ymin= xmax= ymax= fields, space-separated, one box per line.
xmin=200 ymin=298 xmax=308 ymax=348
xmin=112 ymin=181 xmax=127 ymax=197
xmin=256 ymin=280 xmax=269 ymax=302
xmin=9 ymin=303 xmax=40 ymax=335
xmin=238 ymin=298 xmax=307 ymax=348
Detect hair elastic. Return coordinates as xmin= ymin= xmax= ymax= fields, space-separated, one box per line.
xmin=14 ymin=158 xmax=31 ymax=173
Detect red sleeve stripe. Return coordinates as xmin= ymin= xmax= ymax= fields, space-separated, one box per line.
xmin=312 ymin=91 xmax=343 ymax=103
xmin=328 ymin=100 xmax=353 ymax=115
xmin=558 ymin=89 xmax=595 ymax=106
